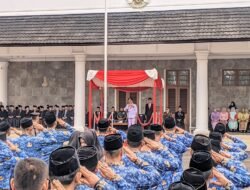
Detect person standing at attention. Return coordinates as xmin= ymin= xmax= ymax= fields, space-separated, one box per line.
xmin=124 ymin=97 xmax=138 ymax=127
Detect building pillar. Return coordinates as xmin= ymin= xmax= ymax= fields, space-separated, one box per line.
xmin=195 ymin=51 xmax=209 ymax=131
xmin=0 ymin=62 xmax=8 ymax=105
xmin=74 ymin=54 xmax=86 ymax=131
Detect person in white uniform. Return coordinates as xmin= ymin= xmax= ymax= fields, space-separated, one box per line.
xmin=124 ymin=97 xmax=138 ymax=127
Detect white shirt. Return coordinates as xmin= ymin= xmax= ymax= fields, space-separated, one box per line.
xmin=124 ymin=104 xmax=138 ymax=118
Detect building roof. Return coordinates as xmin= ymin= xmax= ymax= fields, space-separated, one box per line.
xmin=0 ymin=7 xmax=250 ymax=46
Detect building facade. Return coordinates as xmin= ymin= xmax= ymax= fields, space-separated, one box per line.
xmin=1 ymin=0 xmax=250 ymax=130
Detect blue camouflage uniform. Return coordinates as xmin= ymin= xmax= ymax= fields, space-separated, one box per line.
xmin=224 ymin=136 xmax=247 ymax=150
xmin=170 ymin=132 xmax=193 ymax=148
xmin=110 ymin=159 xmax=162 ymax=189
xmin=0 ymin=141 xmax=17 ymax=189
xmin=76 ymin=180 xmax=116 ymax=190
xmin=209 ymin=177 xmax=238 ymax=190
xmin=98 ymin=130 xmax=127 ymax=148
xmin=216 ymin=164 xmax=250 ymax=188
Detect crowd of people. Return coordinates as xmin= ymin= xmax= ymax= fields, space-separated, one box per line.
xmin=209 ymin=101 xmax=250 ymax=133
xmin=0 ymin=104 xmax=75 ymax=127
xmin=0 ymin=106 xmax=249 ymax=190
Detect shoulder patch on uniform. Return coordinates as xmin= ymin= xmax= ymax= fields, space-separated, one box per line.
xmin=164 ymin=160 xmax=170 ymax=167
xmin=63 ymin=131 xmax=69 ymax=135
xmin=27 ymin=142 xmax=32 ymax=147
xmin=0 ymin=176 xmax=3 ymax=181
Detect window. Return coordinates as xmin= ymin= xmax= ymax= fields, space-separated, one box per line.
xmin=223 ymin=70 xmax=250 ymax=86
xmin=166 ymin=70 xmax=189 ymax=86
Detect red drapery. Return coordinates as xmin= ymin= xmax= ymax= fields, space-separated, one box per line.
xmin=96 ymin=70 xmax=149 ymax=86
xmin=88 ymin=70 xmax=164 ymax=128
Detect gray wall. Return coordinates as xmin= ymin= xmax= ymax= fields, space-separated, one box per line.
xmin=8 ymin=60 xmax=196 ymax=126
xmin=208 ymin=59 xmax=250 ymax=111
xmin=8 ymin=61 xmax=75 ymax=106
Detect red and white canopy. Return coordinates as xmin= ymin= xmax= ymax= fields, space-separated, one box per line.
xmin=87 ymin=68 xmax=163 ymax=89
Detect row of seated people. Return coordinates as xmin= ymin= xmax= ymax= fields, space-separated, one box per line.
xmin=0 ymin=104 xmax=74 ymax=127
xmin=0 ymin=110 xmax=249 ymax=189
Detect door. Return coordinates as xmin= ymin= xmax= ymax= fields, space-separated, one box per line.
xmin=166 ymin=70 xmax=190 ymax=130
xmin=117 ymin=91 xmax=139 ymax=110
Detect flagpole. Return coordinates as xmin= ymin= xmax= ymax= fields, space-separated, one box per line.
xmin=104 ymin=0 xmax=108 ymax=118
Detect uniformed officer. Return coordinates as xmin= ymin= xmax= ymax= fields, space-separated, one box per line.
xmin=214 ymin=123 xmax=247 ymax=150
xmin=49 ymin=146 xmax=109 ymax=190
xmin=97 ymin=118 xmax=127 ymax=147
xmin=76 ymin=146 xmax=133 ymax=190
xmin=104 ymin=133 xmax=163 ymax=189
xmin=190 ymin=150 xmax=238 ymax=190
xmin=126 ymin=125 xmax=179 ymax=188
xmin=191 ymin=134 xmax=250 ymax=188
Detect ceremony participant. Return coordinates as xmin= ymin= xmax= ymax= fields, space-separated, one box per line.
xmin=54 ymin=105 xmax=61 ymax=118
xmin=107 ymin=106 xmax=117 ymax=121
xmin=124 ymin=97 xmax=138 ymax=127
xmin=126 ymin=125 xmax=179 ymax=187
xmin=97 ymin=118 xmax=127 ymax=147
xmin=8 ymin=105 xmax=16 ymax=127
xmin=15 ymin=105 xmax=23 ymax=128
xmin=94 ymin=106 xmax=101 ymax=128
xmin=68 ymin=129 xmax=103 ymax=160
xmin=219 ymin=107 xmax=229 ymax=128
xmin=228 ymin=107 xmax=238 ymax=132
xmin=211 ymin=108 xmax=221 ymax=130
xmin=10 ymin=158 xmax=49 ymax=190
xmin=180 ymin=168 xmax=207 ymax=190
xmin=189 ymin=150 xmax=237 ymax=190
xmin=77 ymin=146 xmax=133 ymax=190
xmin=67 ymin=105 xmax=74 ymax=125
xmin=62 ymin=105 xmax=68 ymax=121
xmin=229 ymin=101 xmax=237 ymax=110
xmin=175 ymin=106 xmax=185 ymax=129
xmin=24 ymin=106 xmax=31 ymax=117
xmin=104 ymin=133 xmax=163 ymax=189
xmin=145 ymin=97 xmax=153 ymax=123
xmin=214 ymin=123 xmax=247 ymax=150
xmin=117 ymin=108 xmax=127 ymax=122
xmin=49 ymin=146 xmax=107 ymax=190
xmin=209 ymin=132 xmax=248 ymax=161
xmin=190 ymin=134 xmax=250 ymax=188
xmin=163 ymin=107 xmax=172 ymax=125
xmin=238 ymin=108 xmax=249 ymax=133
xmin=31 ymin=112 xmax=46 ymax=133
xmin=0 ymin=105 xmax=7 ymax=122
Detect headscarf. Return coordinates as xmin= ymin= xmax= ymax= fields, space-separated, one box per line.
xmin=68 ymin=128 xmax=103 ymax=160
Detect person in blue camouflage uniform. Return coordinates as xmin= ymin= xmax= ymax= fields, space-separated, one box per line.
xmin=125 ymin=125 xmax=179 ymax=189
xmin=103 ymin=133 xmax=164 ymax=189
xmin=214 ymin=123 xmax=247 ymax=150
xmin=150 ymin=120 xmax=187 ymax=182
xmin=97 ymin=118 xmax=127 ymax=147
xmin=10 ymin=117 xmax=57 ymax=162
xmin=210 ymin=131 xmax=248 ymax=161
xmin=191 ymin=133 xmax=250 ymax=188
xmin=189 ymin=150 xmax=237 ymax=190
xmin=162 ymin=117 xmax=193 ymax=148
xmin=0 ymin=140 xmax=17 ymax=189
xmin=76 ymin=145 xmax=134 ymax=190
xmin=49 ymin=146 xmax=114 ymax=190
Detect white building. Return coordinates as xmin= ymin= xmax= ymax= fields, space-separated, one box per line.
xmin=1 ymin=0 xmax=250 ymax=131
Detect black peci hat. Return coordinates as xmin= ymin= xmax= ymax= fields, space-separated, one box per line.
xmin=191 ymin=135 xmax=211 ymax=152
xmin=127 ymin=125 xmax=143 ymax=143
xmin=181 ymin=168 xmax=207 ymax=190
xmin=209 ymin=132 xmax=222 ymax=142
xmin=150 ymin=124 xmax=163 ymax=132
xmin=44 ymin=111 xmax=56 ymax=125
xmin=98 ymin=119 xmax=110 ymax=129
xmin=189 ymin=151 xmax=213 ymax=172
xmin=49 ymin=146 xmax=80 ymax=180
xmin=211 ymin=139 xmax=221 ymax=153
xmin=143 ymin=130 xmax=156 ymax=140
xmin=169 ymin=181 xmax=195 ymax=190
xmin=104 ymin=134 xmax=123 ymax=151
xmin=214 ymin=123 xmax=226 ymax=135
xmin=20 ymin=117 xmax=33 ymax=129
xmin=0 ymin=121 xmax=10 ymax=132
xmin=164 ymin=117 xmax=176 ymax=129
xmin=77 ymin=146 xmax=98 ymax=171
